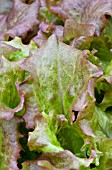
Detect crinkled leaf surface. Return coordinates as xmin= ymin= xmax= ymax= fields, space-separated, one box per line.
xmin=0 ymin=0 xmax=39 ymax=41
xmin=89 ymin=17 xmax=112 ymax=70
xmin=20 ymin=34 xmax=83 ymax=128
xmin=63 ymin=19 xmax=95 ymax=42
xmin=72 ymin=73 xmax=112 ymax=169
xmin=33 ymin=29 xmax=48 ymax=47
xmin=22 ymin=150 xmax=96 ymax=170
xmin=52 ymin=0 xmax=112 ymax=56
xmin=28 ymin=112 xmax=64 ymax=152
xmin=64 ymin=9 xmax=112 ymax=70
xmin=0 ymin=41 xmax=17 ymax=59
xmin=1 ymin=1 xmax=112 ymax=169
xmin=5 ymin=37 xmax=37 ymax=56
xmin=80 ymin=0 xmax=112 ymax=35
xmin=20 ymin=35 xmax=102 ymax=128
xmin=50 ymin=0 xmax=86 ymax=22
xmin=16 ymin=35 xmax=104 ymax=169
xmin=33 ymin=19 xmax=64 ymax=47
xmin=0 ymin=56 xmax=25 ymax=120
xmin=4 ymin=36 xmax=37 ymax=61
xmin=51 ymin=0 xmax=112 ymax=35
xmin=0 ymin=117 xmax=23 ymax=170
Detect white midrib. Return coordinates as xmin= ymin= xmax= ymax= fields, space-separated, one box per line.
xmin=57 ymin=50 xmax=64 ymax=114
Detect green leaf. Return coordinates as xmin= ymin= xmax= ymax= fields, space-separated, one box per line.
xmin=96 ymin=138 xmax=112 ymax=170
xmin=39 ymin=7 xmax=57 ymax=23
xmin=4 ymin=37 xmax=37 ymax=61
xmin=18 ymin=35 xmax=103 ymax=169
xmin=28 ymin=112 xmax=64 ymax=152
xmin=89 ymin=17 xmax=112 ymax=70
xmin=0 ymin=56 xmax=25 ymax=120
xmin=90 ymin=34 xmax=112 ymax=70
xmin=57 ymin=125 xmax=84 ymax=154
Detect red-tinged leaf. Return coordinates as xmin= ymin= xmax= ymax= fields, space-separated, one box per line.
xmin=22 ymin=150 xmax=98 ymax=170
xmin=1 ymin=117 xmax=23 ymax=170
xmin=0 ymin=0 xmax=39 ymax=41
xmin=0 ymin=0 xmax=13 ymax=14
xmin=33 ymin=29 xmax=48 ymax=47
xmin=63 ymin=19 xmax=95 ymax=42
xmin=0 ymin=41 xmax=17 ymax=59
xmin=50 ymin=0 xmax=86 ymax=21
xmin=20 ymin=35 xmax=94 ymax=128
xmin=33 ymin=20 xmax=63 ymax=47
xmin=51 ymin=0 xmax=112 ymax=35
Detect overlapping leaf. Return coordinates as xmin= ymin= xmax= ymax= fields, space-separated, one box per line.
xmin=22 ymin=150 xmax=98 ymax=170
xmin=51 ymin=0 xmax=112 ymax=35
xmin=72 ymin=69 xmax=112 ymax=169
xmin=20 ymin=35 xmax=101 ymax=128
xmin=0 ymin=117 xmax=23 ymax=170
xmin=50 ymin=0 xmax=86 ymax=22
xmin=0 ymin=0 xmax=39 ymax=41
xmin=14 ymin=35 xmax=104 ymax=169
xmin=63 ymin=19 xmax=95 ymax=42
xmin=0 ymin=56 xmax=25 ymax=120
xmin=4 ymin=36 xmax=37 ymax=60
xmin=0 ymin=0 xmax=112 ymax=169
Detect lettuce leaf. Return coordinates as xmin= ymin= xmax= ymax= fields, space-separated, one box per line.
xmin=0 ymin=0 xmax=39 ymax=41
xmin=20 ymin=35 xmax=102 ymax=128
xmin=51 ymin=0 xmax=112 ymax=34
xmin=0 ymin=56 xmax=25 ymax=120
xmin=0 ymin=117 xmax=23 ymax=170
xmin=17 ymin=35 xmax=104 ymax=169
xmin=63 ymin=19 xmax=95 ymax=43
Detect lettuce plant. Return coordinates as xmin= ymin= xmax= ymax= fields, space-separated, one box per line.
xmin=1 ymin=0 xmax=112 ymax=170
